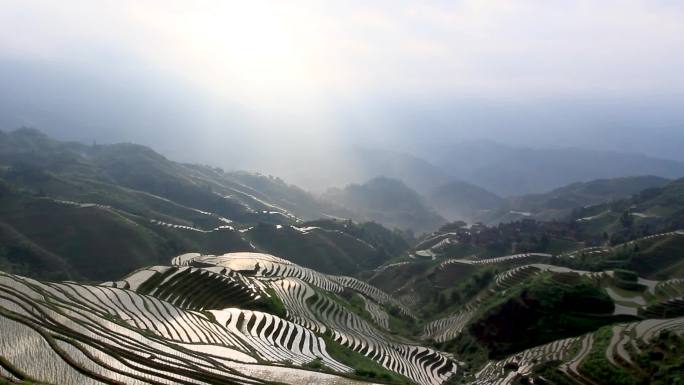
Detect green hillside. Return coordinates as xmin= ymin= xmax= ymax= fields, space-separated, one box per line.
xmin=0 ymin=129 xmax=408 ymax=280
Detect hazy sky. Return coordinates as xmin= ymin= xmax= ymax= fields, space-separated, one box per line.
xmin=1 ymin=0 xmax=683 ymax=168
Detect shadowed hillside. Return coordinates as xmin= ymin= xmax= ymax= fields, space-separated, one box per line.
xmin=323 ymin=177 xmax=446 ymax=234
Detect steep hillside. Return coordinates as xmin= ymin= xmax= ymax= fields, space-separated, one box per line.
xmin=323 ymin=177 xmax=446 ymax=234
xmin=0 ymin=129 xmax=408 ymax=280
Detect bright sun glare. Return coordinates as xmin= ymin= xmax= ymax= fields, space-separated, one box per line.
xmin=136 ymin=2 xmax=323 ymax=104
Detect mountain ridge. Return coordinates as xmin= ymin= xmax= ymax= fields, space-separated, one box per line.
xmin=425 ymin=140 xmax=684 ymax=196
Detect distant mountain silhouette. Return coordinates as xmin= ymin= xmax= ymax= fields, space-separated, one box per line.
xmin=426 ymin=140 xmax=684 ymax=196
xmin=322 ymin=176 xmax=446 ymax=234
xmin=427 ymin=180 xmax=504 ymax=222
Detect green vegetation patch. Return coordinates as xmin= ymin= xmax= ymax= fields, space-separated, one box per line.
xmin=434 ymin=329 xmax=488 ymax=374
xmin=339 ymin=290 xmax=374 ymax=320
xmin=302 ymin=357 xmax=328 ymax=371
xmin=252 ymin=287 xmax=287 ymax=318
xmin=467 ymin=273 xmax=621 ymax=357
xmin=529 ymin=360 xmax=581 ymax=385
xmin=634 ymin=330 xmax=684 ymax=385
xmin=386 ymin=305 xmax=421 ymax=337
xmin=419 ymin=266 xmax=497 ymax=321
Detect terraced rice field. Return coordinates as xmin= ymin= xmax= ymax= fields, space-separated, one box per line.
xmin=104 ymin=265 xmax=260 ymax=311
xmin=639 ymin=297 xmax=684 ymax=318
xmin=619 ymin=230 xmax=684 ymax=246
xmin=494 ymin=263 xmax=643 ymax=316
xmin=3 ymin=245 xmax=684 ymax=385
xmin=602 ymin=318 xmax=684 ymax=373
xmin=0 ymin=271 xmax=358 ymax=385
xmin=328 ymin=275 xmax=414 ymax=318
xmin=470 ymin=316 xmax=684 ymax=385
xmin=175 ymin=253 xmax=457 ymax=385
xmin=560 ymin=246 xmax=609 ymax=259
xmin=211 ymin=308 xmax=349 ymax=371
xmin=558 ymin=334 xmax=594 ymax=382
xmin=472 ymin=336 xmax=580 ymax=384
xmin=414 ymin=233 xmax=457 ymax=251
xmin=413 ymin=237 xmax=454 ymax=259
xmin=53 ymin=199 xmax=112 ymax=210
xmin=150 ymin=219 xmax=235 ymax=233
xmin=268 ymin=276 xmax=457 ymax=385
xmin=53 ymin=197 xmax=238 ymax=234
xmin=656 ymin=278 xmax=684 ymax=297
xmin=558 ymin=230 xmax=684 ymax=261
xmin=526 ymin=264 xmax=608 ymax=283
xmin=493 ymin=265 xmax=541 ymax=290
xmin=270 ymin=277 xmax=329 ymax=333
xmin=422 ymin=307 xmax=476 ymax=343
xmin=361 ymin=297 xmax=390 ymax=330
xmin=366 ymin=261 xmax=412 ymax=283
xmin=439 ymin=253 xmax=552 ymax=269
xmin=179 ymin=253 xmax=344 ymax=293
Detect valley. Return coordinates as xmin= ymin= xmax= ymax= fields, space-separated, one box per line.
xmin=1 ymin=130 xmax=684 ymax=385
xmin=2 ymin=3 xmax=683 ymax=384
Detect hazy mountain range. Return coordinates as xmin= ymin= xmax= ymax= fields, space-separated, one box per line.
xmin=2 ymin=127 xmax=682 ymax=233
